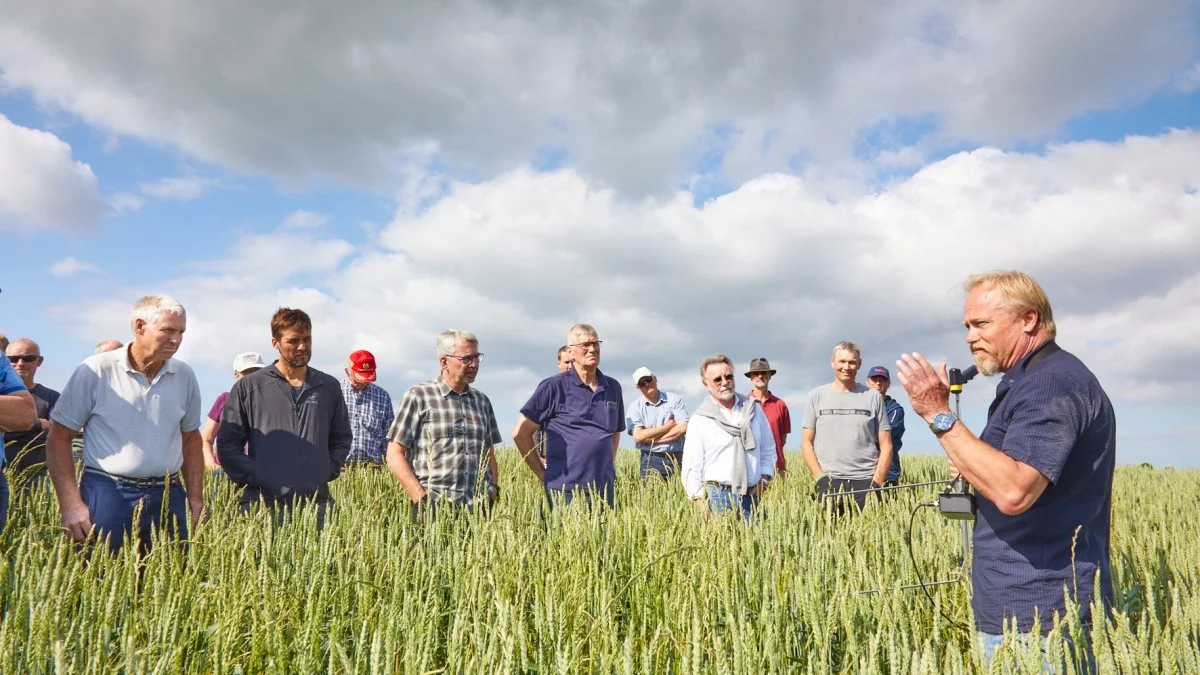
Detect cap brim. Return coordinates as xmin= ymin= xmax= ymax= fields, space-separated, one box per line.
xmin=354 ymin=370 xmax=377 ymax=382
xmin=744 ymin=369 xmax=777 ymax=377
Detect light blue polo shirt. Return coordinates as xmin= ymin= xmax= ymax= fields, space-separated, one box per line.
xmin=51 ymin=345 xmax=202 ymax=478
xmin=626 ymin=390 xmax=689 ymax=453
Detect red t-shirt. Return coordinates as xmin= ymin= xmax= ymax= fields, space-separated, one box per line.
xmin=753 ymin=392 xmax=791 ymax=471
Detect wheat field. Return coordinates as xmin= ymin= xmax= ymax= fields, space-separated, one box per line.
xmin=0 ymin=452 xmax=1195 ymax=673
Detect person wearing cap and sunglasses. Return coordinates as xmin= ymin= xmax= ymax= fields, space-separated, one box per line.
xmin=199 ymin=352 xmax=267 ymax=472
xmin=745 ymin=357 xmax=792 ymax=473
xmin=801 ymin=341 xmax=892 ymax=510
xmin=4 ymin=338 xmax=60 ymax=486
xmin=864 ymin=365 xmax=905 ymax=485
xmin=341 ymin=349 xmax=395 ymax=468
xmin=626 ymin=367 xmax=689 ymax=480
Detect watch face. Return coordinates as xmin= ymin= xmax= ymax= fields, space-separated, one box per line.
xmin=933 ymin=412 xmax=956 ymax=431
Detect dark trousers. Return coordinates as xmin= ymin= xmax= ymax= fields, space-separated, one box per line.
xmin=80 ymin=470 xmax=188 ymax=555
xmin=639 ymin=450 xmax=683 ymax=480
xmin=239 ymin=488 xmax=331 ymax=531
xmin=814 ymin=476 xmax=877 ymax=511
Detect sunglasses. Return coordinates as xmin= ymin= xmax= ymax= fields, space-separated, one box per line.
xmin=637 ymin=377 xmax=653 ymax=387
xmin=7 ymin=355 xmax=39 ymax=364
xmin=710 ymin=374 xmax=735 ymax=384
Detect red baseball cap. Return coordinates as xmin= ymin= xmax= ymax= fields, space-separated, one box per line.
xmin=348 ymin=349 xmax=377 ymax=382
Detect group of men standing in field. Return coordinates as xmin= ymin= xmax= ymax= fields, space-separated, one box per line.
xmin=0 ymin=269 xmax=1116 ymax=668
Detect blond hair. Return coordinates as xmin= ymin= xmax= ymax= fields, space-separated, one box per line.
xmin=964 ymin=270 xmax=1056 ymax=339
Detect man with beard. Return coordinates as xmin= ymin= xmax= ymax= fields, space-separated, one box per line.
xmin=217 ymin=307 xmax=352 ymax=530
xmin=514 ymin=324 xmax=624 ymax=509
xmin=46 ymin=295 xmax=204 ymax=554
xmin=896 ymin=271 xmax=1114 ymax=669
xmin=745 ymin=357 xmax=791 ymax=473
xmin=801 ymin=341 xmax=892 ymax=509
xmin=386 ymin=330 xmax=502 ymax=517
xmin=680 ymin=354 xmax=775 ymax=520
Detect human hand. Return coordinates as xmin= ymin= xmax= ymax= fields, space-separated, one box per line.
xmin=189 ymin=499 xmax=209 ymax=528
xmin=895 ymin=352 xmax=952 ymax=420
xmin=61 ymin=502 xmax=94 ymax=543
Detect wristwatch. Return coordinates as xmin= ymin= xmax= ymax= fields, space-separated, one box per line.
xmin=928 ymin=411 xmax=958 ymax=435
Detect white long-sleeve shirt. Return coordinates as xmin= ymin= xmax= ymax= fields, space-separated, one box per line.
xmin=680 ymin=394 xmax=776 ymax=499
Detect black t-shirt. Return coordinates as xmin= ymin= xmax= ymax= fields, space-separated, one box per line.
xmin=4 ymin=383 xmax=60 ymax=474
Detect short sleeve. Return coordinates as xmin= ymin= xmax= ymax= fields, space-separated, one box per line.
xmin=388 ymin=386 xmax=424 ymax=450
xmin=802 ymin=389 xmax=818 ymax=429
xmin=1001 ymin=375 xmax=1085 ymax=485
xmin=875 ymin=392 xmax=890 ymax=432
xmin=0 ymin=358 xmax=25 ymax=395
xmin=626 ymin=401 xmax=645 ymax=436
xmin=181 ymin=370 xmax=203 ymax=433
xmin=779 ymin=401 xmax=791 ymax=434
xmin=48 ymin=362 xmax=99 ymax=431
xmin=671 ymin=394 xmax=690 ymax=423
xmin=519 ymin=377 xmax=558 ymax=426
xmin=614 ymin=382 xmax=626 ymax=433
xmin=483 ymin=395 xmax=503 ymax=446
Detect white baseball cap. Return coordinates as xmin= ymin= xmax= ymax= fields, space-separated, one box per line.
xmin=232 ymin=352 xmax=267 ymax=373
xmin=632 ymin=367 xmax=654 ymax=387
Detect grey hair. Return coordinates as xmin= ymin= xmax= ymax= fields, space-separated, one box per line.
xmin=436 ymin=329 xmax=478 ymax=357
xmin=565 ymin=323 xmax=598 ymax=346
xmin=129 ymin=295 xmax=186 ymax=332
xmin=95 ymin=339 xmax=124 ymax=354
xmin=831 ymin=341 xmax=861 ymax=363
xmin=699 ymin=353 xmax=734 ymax=380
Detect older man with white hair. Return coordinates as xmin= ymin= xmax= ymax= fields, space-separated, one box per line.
xmin=46 ymin=295 xmax=204 ymax=555
xmin=386 ymin=330 xmax=502 ymax=516
xmin=514 ymin=323 xmax=625 ymax=509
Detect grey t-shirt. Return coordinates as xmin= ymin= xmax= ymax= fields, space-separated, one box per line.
xmin=803 ymin=383 xmax=890 ymax=480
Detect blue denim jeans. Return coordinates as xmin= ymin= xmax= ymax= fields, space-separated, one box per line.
xmin=80 ymin=470 xmax=188 ymax=555
xmin=639 ymin=451 xmax=682 ymax=480
xmin=704 ymin=483 xmax=760 ymax=520
xmin=0 ymin=471 xmax=9 ymax=535
xmin=979 ymin=628 xmax=1095 ymax=673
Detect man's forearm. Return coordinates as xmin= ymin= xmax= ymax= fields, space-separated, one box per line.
xmin=873 ymin=436 xmax=892 ymax=485
xmin=801 ymin=443 xmax=822 ymax=477
xmin=0 ymin=391 xmax=35 ymax=432
xmin=937 ymin=424 xmax=1048 ymax=514
xmin=46 ymin=422 xmax=84 ymax=510
xmin=513 ymin=423 xmax=546 ymax=482
xmin=659 ymin=423 xmax=687 ymax=443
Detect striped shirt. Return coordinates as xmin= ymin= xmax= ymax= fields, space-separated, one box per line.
xmin=340 ymin=379 xmax=394 ymax=464
xmin=387 ymin=375 xmax=502 ymax=506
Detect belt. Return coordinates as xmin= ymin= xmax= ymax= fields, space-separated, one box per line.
xmin=83 ymin=467 xmax=182 ymax=488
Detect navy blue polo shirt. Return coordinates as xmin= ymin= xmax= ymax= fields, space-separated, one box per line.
xmin=973 ymin=340 xmax=1116 ymax=633
xmin=521 ymin=367 xmax=625 ymax=492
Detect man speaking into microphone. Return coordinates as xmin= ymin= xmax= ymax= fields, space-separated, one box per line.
xmin=895 ymin=270 xmax=1115 ymax=667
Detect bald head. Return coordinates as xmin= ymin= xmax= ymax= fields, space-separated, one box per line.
xmin=95 ymin=339 xmax=123 ymax=354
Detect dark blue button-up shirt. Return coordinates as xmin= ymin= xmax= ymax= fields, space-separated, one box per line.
xmin=521 ymin=367 xmax=625 ymax=492
xmin=973 ymin=340 xmax=1116 ymax=633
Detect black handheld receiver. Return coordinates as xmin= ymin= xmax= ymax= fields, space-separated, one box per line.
xmin=938 ymin=365 xmax=978 ymax=520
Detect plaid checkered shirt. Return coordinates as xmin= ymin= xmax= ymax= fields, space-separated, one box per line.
xmin=340 ymin=379 xmax=395 ymax=464
xmin=387 ymin=375 xmax=503 ymax=505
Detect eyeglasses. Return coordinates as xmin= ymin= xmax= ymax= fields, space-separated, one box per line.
xmin=570 ymin=341 xmax=603 ymax=352
xmin=637 ymin=377 xmax=653 ymax=388
xmin=7 ymin=355 xmax=39 ymax=364
xmin=710 ymin=374 xmax=735 ymax=384
xmin=445 ymin=353 xmax=484 ymax=365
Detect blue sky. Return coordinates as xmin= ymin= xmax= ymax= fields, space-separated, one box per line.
xmin=2 ymin=1 xmax=1199 ymax=469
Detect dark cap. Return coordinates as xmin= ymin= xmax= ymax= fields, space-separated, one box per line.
xmin=867 ymin=366 xmax=890 ymax=381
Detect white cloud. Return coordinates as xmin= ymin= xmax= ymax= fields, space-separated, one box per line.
xmin=45 ymin=131 xmax=1200 ymax=437
xmin=0 ymin=1 xmax=1193 ymax=195
xmin=49 ymin=256 xmax=101 ymax=278
xmin=0 ymin=114 xmax=110 ymax=232
xmin=138 ymin=176 xmax=217 ymax=200
xmin=109 ymin=192 xmax=145 ymax=214
xmin=281 ymin=210 xmax=329 ymax=229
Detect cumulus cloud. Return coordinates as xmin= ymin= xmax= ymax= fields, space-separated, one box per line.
xmin=0 ymin=1 xmax=1194 ymax=195
xmin=138 ymin=176 xmax=218 ymax=200
xmin=0 ymin=114 xmax=110 ymax=232
xmin=45 ymin=132 xmax=1200 ymax=440
xmin=49 ymin=257 xmax=101 ymax=278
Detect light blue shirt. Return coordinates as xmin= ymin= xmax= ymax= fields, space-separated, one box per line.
xmin=626 ymin=390 xmax=690 ymax=454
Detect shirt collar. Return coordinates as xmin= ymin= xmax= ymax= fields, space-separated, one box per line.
xmin=1008 ymin=339 xmax=1060 ymax=383
xmin=436 ymin=374 xmax=470 ymax=398
xmin=120 ymin=345 xmax=178 ymax=376
xmin=568 ymin=366 xmax=609 ymax=391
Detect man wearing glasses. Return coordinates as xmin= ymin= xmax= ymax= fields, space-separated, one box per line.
xmin=4 ymin=338 xmax=60 ymax=485
xmin=625 ymin=367 xmax=689 ymax=480
xmin=386 ymin=329 xmax=502 ymax=516
xmin=680 ymin=354 xmax=776 ymax=519
xmin=514 ymin=324 xmax=625 ymax=509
